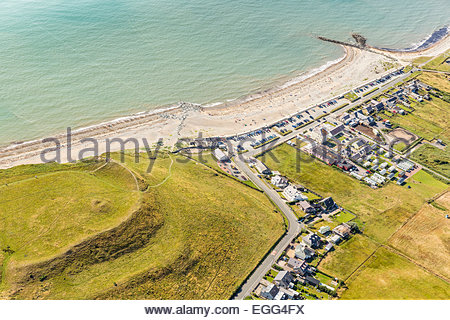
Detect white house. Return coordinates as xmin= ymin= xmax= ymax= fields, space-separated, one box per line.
xmin=283 ymin=185 xmax=308 ymax=202
xmin=271 ymin=175 xmax=289 ymax=188
xmin=295 ymin=243 xmax=315 ymax=260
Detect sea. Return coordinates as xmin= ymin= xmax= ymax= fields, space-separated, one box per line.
xmin=0 ymin=0 xmax=449 ymax=146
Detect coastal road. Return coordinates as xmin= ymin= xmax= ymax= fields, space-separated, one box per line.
xmin=232 ymin=157 xmax=303 ymax=300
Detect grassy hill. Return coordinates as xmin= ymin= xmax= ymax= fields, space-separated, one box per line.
xmin=0 ymin=153 xmax=284 ymax=299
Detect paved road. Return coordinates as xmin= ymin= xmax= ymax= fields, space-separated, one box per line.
xmin=417 ymin=68 xmax=450 ymax=76
xmin=232 ymin=157 xmax=303 ymax=300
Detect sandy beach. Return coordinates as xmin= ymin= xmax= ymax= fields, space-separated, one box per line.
xmin=1 ymin=35 xmax=449 ymax=169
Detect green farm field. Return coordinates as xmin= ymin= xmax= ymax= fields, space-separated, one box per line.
xmin=341 ymin=247 xmax=450 ymax=299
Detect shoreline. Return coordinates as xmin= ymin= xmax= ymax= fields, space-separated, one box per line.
xmin=0 ymin=48 xmax=348 ymax=151
xmin=371 ymin=26 xmax=449 ymax=53
xmin=1 ymin=33 xmax=449 ymax=169
xmin=0 ymin=47 xmax=349 ymax=151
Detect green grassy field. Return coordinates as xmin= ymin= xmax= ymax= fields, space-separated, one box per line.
xmin=390 ymin=112 xmax=444 ymax=141
xmin=412 ymin=56 xmax=432 ymax=66
xmin=393 ymin=142 xmax=408 ymax=152
xmin=344 ymin=92 xmax=359 ymax=102
xmin=333 ymin=211 xmax=356 ymax=224
xmin=422 ymin=50 xmax=450 ymax=72
xmin=418 ymin=72 xmax=450 ymax=93
xmin=319 ymin=235 xmax=379 ymax=280
xmin=262 ymin=144 xmax=448 ymax=243
xmin=183 ymin=151 xmax=223 ymax=172
xmin=388 ymin=192 xmax=450 ymax=279
xmin=411 ymin=143 xmax=449 ymax=178
xmin=341 ymin=247 xmax=450 ymax=299
xmin=0 ymin=153 xmax=284 ymax=299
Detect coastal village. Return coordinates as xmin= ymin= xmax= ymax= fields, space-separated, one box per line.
xmin=0 ymin=26 xmax=448 ymax=302
xmin=192 ymin=61 xmax=450 ymax=300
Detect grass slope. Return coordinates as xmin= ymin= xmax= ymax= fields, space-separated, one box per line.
xmin=0 ymin=161 xmax=140 ymax=264
xmin=1 ymin=153 xmax=284 ymax=299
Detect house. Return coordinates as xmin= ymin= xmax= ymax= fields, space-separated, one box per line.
xmin=406 ymin=82 xmax=418 ymax=93
xmin=388 ymin=165 xmax=396 ymax=172
xmin=382 ymin=97 xmax=397 ymax=108
xmin=305 ymin=276 xmax=320 ymax=287
xmin=325 ymin=243 xmax=334 ymax=252
xmin=329 ymin=234 xmax=342 ymax=244
xmin=371 ymin=100 xmax=384 ymax=111
xmin=341 ymin=113 xmax=351 ymax=122
xmin=287 ymin=258 xmax=309 ymax=276
xmin=213 ymin=148 xmax=229 ymax=162
xmin=298 ymin=201 xmax=316 ymax=214
xmin=271 ymin=175 xmax=289 ymax=189
xmin=255 ymin=160 xmax=271 ymax=175
xmin=337 ymin=161 xmax=353 ymax=171
xmin=283 ymin=184 xmax=308 ymax=202
xmin=318 ymin=226 xmax=331 ymax=235
xmin=261 ymin=284 xmax=284 ymax=300
xmin=329 ymin=124 xmax=345 ymax=137
xmin=379 ymin=169 xmax=387 ymax=176
xmin=279 ymin=287 xmax=299 ymax=300
xmin=273 ymin=271 xmax=294 ymax=288
xmin=303 ymin=233 xmax=321 ymax=249
xmin=295 ymin=243 xmax=315 ymax=260
xmin=387 ymin=172 xmax=395 ymax=180
xmin=362 ymin=145 xmax=372 ymax=155
xmin=397 ymin=177 xmax=406 ymax=185
xmin=364 ymin=105 xmax=374 ymax=114
xmin=353 ymin=139 xmax=366 ymax=149
xmin=304 ymin=144 xmax=338 ymax=165
xmin=319 ymin=197 xmax=337 ymax=211
xmin=333 ymin=223 xmax=352 ymax=238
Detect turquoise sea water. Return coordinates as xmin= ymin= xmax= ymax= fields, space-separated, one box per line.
xmin=0 ymin=0 xmax=449 ymax=145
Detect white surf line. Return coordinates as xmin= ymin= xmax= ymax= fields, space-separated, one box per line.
xmin=147 ymin=154 xmax=174 ymax=188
